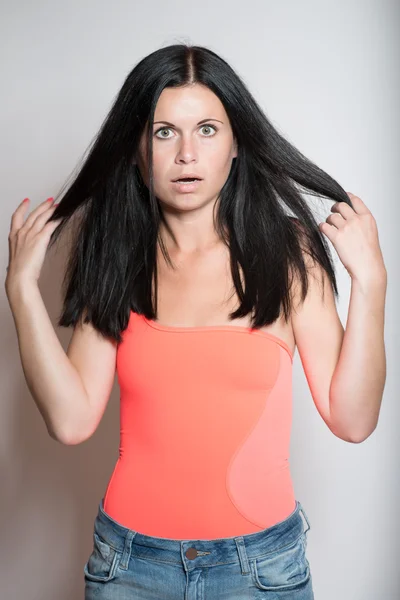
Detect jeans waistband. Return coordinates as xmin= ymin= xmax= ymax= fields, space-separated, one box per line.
xmin=92 ymin=498 xmax=311 ymax=573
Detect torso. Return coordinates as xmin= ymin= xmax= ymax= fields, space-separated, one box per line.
xmin=152 ymin=242 xmax=296 ymax=358
xmin=108 ymin=242 xmax=297 ymax=537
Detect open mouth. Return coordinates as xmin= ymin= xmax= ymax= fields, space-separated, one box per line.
xmin=173 ymin=178 xmax=202 ymax=183
xmin=171 ymin=178 xmax=203 ymax=192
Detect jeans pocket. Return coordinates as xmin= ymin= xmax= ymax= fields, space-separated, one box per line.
xmin=250 ymin=533 xmax=311 ymax=592
xmin=83 ymin=532 xmax=121 ymax=583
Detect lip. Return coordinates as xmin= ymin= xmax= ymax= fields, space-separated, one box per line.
xmin=170 ymin=179 xmax=203 ymax=193
xmin=171 ymin=174 xmax=203 ymax=182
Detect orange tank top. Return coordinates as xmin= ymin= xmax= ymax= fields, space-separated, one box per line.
xmin=102 ymin=311 xmax=296 ymax=540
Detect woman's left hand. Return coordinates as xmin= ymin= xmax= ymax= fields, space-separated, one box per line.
xmin=318 ymin=192 xmax=387 ymax=285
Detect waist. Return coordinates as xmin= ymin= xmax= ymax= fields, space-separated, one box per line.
xmin=93 ymin=496 xmax=308 ymax=562
xmin=102 ymin=456 xmax=296 ymax=539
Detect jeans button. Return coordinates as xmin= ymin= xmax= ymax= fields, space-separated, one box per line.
xmin=185 ymin=547 xmax=198 ymax=559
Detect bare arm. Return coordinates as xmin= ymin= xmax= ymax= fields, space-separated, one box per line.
xmin=5 ymin=197 xmax=117 ymax=445
xmin=7 ymin=281 xmax=96 ymax=444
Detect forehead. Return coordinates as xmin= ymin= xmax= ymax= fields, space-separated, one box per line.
xmin=153 ymin=84 xmax=227 ymax=123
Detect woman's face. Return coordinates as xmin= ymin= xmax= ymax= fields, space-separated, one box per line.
xmin=136 ymin=83 xmax=237 ymax=212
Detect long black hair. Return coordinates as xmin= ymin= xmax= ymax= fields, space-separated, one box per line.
xmin=47 ymin=43 xmax=353 ymax=344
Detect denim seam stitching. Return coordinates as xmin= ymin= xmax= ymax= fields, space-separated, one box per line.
xmin=248 ymin=531 xmax=304 ymax=560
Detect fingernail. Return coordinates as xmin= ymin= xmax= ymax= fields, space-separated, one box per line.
xmin=47 ymin=197 xmax=54 ymax=202
xmin=23 ymin=198 xmax=29 ymax=203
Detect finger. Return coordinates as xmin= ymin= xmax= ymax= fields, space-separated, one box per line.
xmin=22 ymin=197 xmax=55 ymax=230
xmin=10 ymin=197 xmax=54 ymax=236
xmin=346 ymin=193 xmax=370 ymax=215
xmin=7 ymin=203 xmax=60 ymax=271
xmin=330 ymin=201 xmax=355 ymax=219
xmin=42 ymin=213 xmax=63 ymax=245
xmin=37 ymin=204 xmax=62 ymax=230
xmin=326 ymin=213 xmax=345 ymax=228
xmin=46 ymin=214 xmax=63 ymax=232
xmin=9 ymin=198 xmax=30 ymax=235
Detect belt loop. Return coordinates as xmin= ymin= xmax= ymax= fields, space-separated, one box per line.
xmin=234 ymin=537 xmax=250 ymax=575
xmin=298 ymin=501 xmax=311 ymax=534
xmin=119 ymin=530 xmax=136 ymax=570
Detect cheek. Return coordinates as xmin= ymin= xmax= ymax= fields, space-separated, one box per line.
xmin=208 ymin=138 xmax=235 ymax=165
xmin=207 ymin=151 xmax=234 ymax=180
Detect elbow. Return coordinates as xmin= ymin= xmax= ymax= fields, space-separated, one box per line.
xmin=347 ymin=427 xmax=377 ymax=444
xmin=48 ymin=424 xmax=93 ymax=446
xmin=61 ymin=429 xmax=94 ymax=445
xmin=348 ymin=417 xmax=379 ymax=443
xmin=47 ymin=404 xmax=97 ymax=445
xmin=330 ymin=423 xmax=378 ymax=444
xmin=59 ymin=434 xmax=88 ymax=446
xmin=328 ymin=403 xmax=380 ymax=444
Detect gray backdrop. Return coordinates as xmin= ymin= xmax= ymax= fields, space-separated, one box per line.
xmin=1 ymin=0 xmax=398 ymax=598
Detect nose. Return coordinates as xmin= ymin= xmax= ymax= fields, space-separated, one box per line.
xmin=175 ymin=135 xmax=198 ymax=164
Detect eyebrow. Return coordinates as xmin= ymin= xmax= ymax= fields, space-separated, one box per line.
xmin=153 ymin=118 xmax=224 ymax=126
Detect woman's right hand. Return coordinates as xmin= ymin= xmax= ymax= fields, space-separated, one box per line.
xmin=5 ymin=197 xmax=62 ymax=295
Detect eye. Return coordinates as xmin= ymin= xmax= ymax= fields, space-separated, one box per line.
xmin=154 ymin=124 xmax=218 ymax=139
xmin=199 ymin=124 xmax=218 ymax=136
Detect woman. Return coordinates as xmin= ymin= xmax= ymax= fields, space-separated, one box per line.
xmin=5 ymin=43 xmax=387 ymax=599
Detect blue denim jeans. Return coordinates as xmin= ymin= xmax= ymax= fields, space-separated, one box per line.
xmin=84 ymin=497 xmax=314 ymax=599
